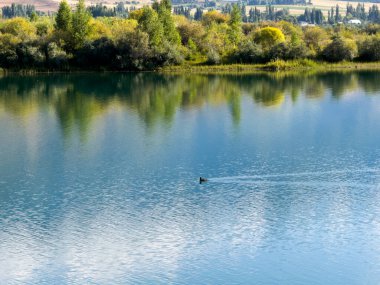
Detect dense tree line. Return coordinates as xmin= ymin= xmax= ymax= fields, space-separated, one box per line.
xmin=299 ymin=8 xmax=324 ymax=24
xmin=88 ymin=2 xmax=136 ymax=18
xmin=247 ymin=0 xmax=306 ymax=5
xmin=173 ymin=6 xmax=191 ymax=18
xmin=172 ymin=0 xmax=197 ymax=4
xmin=1 ymin=4 xmax=42 ymax=19
xmin=173 ymin=3 xmax=376 ymax=24
xmin=0 ymin=2 xmax=132 ymax=19
xmin=2 ymin=0 xmax=380 ymax=71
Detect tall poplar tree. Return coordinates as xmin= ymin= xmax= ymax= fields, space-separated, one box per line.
xmin=55 ymin=0 xmax=72 ymax=32
xmin=71 ymin=0 xmax=91 ymax=49
xmin=228 ymin=4 xmax=242 ymax=46
xmin=138 ymin=7 xmax=164 ymax=48
xmin=155 ymin=0 xmax=181 ymax=45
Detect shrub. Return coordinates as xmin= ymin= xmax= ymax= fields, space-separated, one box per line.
xmin=46 ymin=42 xmax=70 ymax=69
xmin=229 ymin=40 xmax=263 ymax=63
xmin=202 ymin=10 xmax=229 ymax=26
xmin=115 ymin=30 xmax=153 ymax=70
xmin=206 ymin=48 xmax=221 ymax=64
xmin=75 ymin=37 xmax=116 ymax=69
xmin=16 ymin=43 xmax=45 ymax=67
xmin=321 ymin=36 xmax=357 ymax=62
xmin=0 ymin=34 xmax=20 ymax=68
xmin=265 ymin=58 xmax=317 ymax=71
xmin=358 ymin=35 xmax=380 ymax=61
xmin=0 ymin=18 xmax=36 ymax=40
xmin=35 ymin=21 xmax=52 ymax=37
xmin=157 ymin=41 xmax=184 ymax=66
xmin=269 ymin=42 xmax=308 ymax=61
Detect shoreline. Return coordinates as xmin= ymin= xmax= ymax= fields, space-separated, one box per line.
xmin=158 ymin=60 xmax=380 ymax=74
xmin=2 ymin=60 xmax=380 ymax=75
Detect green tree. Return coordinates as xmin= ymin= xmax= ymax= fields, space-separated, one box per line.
xmin=161 ymin=0 xmax=172 ymax=10
xmin=138 ymin=7 xmax=164 ymax=48
xmin=129 ymin=9 xmax=144 ymax=21
xmin=71 ymin=0 xmax=91 ymax=49
xmin=30 ymin=11 xmax=38 ymax=22
xmin=177 ymin=19 xmax=205 ymax=47
xmin=204 ymin=22 xmax=231 ymax=59
xmin=36 ymin=18 xmax=53 ymax=37
xmin=335 ymin=5 xmax=342 ymax=22
xmin=303 ymin=26 xmax=329 ymax=56
xmin=55 ymin=0 xmax=72 ymax=32
xmin=194 ymin=8 xmax=203 ymax=21
xmin=228 ymin=4 xmax=242 ymax=46
xmin=156 ymin=0 xmax=181 ymax=45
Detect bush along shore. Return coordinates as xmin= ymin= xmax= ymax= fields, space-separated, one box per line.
xmin=159 ymin=60 xmax=380 ymax=73
xmin=2 ymin=0 xmax=380 ymax=72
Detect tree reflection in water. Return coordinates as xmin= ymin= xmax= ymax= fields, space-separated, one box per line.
xmin=0 ymin=71 xmax=379 ymax=140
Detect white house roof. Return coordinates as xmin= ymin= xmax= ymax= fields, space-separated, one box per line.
xmin=348 ymin=19 xmax=361 ymax=24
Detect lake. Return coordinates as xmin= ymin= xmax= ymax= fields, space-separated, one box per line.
xmin=1 ymin=71 xmax=380 ymax=284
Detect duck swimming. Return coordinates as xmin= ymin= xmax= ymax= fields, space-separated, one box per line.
xmin=199 ymin=177 xmax=208 ymax=184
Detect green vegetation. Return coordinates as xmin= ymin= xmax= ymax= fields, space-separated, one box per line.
xmin=55 ymin=0 xmax=72 ymax=32
xmin=1 ymin=0 xmax=380 ymax=71
xmin=159 ymin=60 xmax=380 ymax=73
xmin=71 ymin=0 xmax=92 ymax=49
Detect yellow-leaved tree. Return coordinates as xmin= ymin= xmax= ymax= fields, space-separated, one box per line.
xmin=254 ymin=27 xmax=285 ymax=52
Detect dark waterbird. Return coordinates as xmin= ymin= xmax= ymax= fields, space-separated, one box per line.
xmin=199 ymin=177 xmax=208 ymax=184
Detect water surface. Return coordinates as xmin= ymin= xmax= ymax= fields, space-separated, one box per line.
xmin=1 ymin=71 xmax=380 ymax=284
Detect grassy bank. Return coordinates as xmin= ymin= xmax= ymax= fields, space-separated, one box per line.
xmin=159 ymin=60 xmax=380 ymax=74
xmin=2 ymin=60 xmax=380 ymax=75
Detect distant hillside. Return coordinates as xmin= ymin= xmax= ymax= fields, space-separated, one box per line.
xmin=0 ymin=0 xmax=65 ymax=11
xmin=0 ymin=0 xmax=151 ymax=12
xmin=1 ymin=0 xmax=380 ymax=13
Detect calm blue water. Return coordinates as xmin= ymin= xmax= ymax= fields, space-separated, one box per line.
xmin=1 ymin=72 xmax=380 ymax=284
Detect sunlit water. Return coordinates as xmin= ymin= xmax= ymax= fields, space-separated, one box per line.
xmin=1 ymin=72 xmax=380 ymax=284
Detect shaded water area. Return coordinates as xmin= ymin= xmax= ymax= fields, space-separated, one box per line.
xmin=1 ymin=71 xmax=380 ymax=284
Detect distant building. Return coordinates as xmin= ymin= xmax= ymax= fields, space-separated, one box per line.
xmin=299 ymin=21 xmax=315 ymax=27
xmin=348 ymin=19 xmax=361 ymax=25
